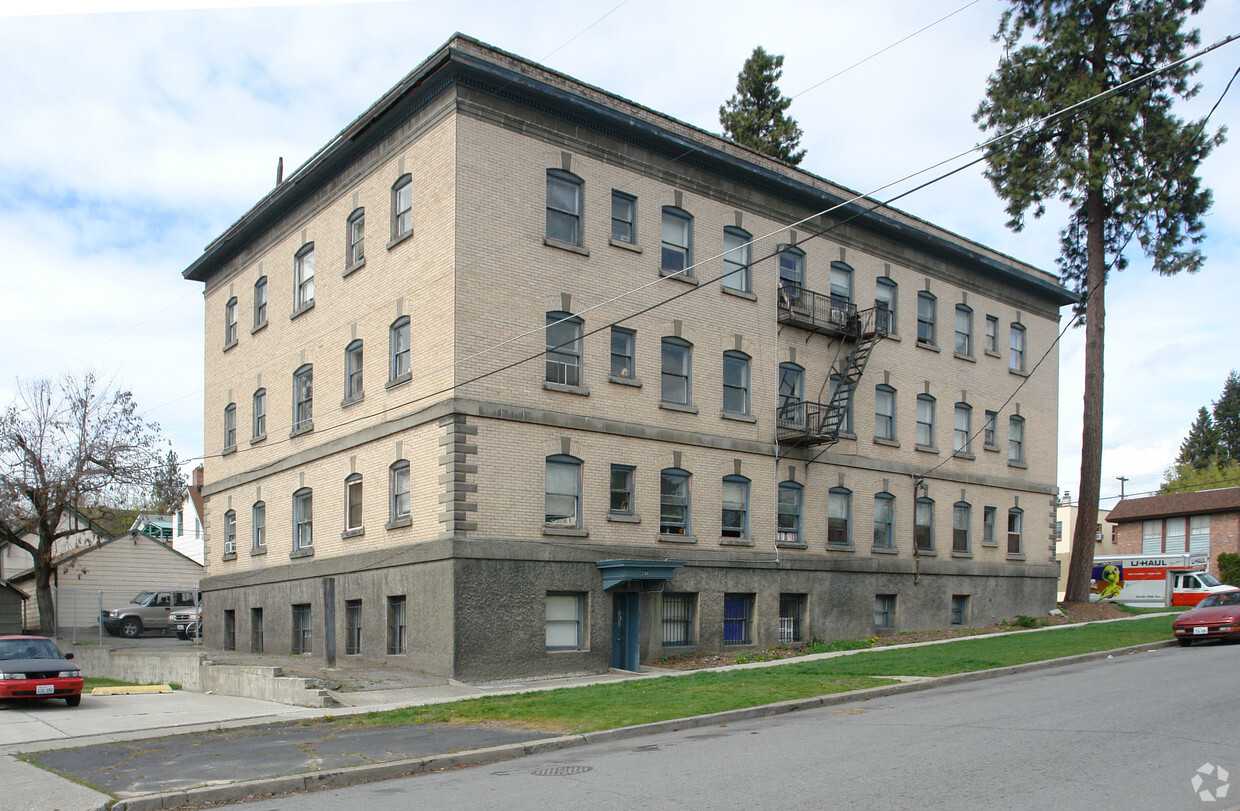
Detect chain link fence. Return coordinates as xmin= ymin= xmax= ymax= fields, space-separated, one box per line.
xmin=19 ymin=587 xmax=201 ymax=646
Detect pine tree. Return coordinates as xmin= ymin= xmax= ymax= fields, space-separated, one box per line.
xmin=719 ymin=47 xmax=806 ymax=165
xmin=974 ymin=1 xmax=1223 ymax=603
xmin=1212 ymin=370 xmax=1240 ymax=462
xmin=1177 ymin=406 xmax=1219 ymax=470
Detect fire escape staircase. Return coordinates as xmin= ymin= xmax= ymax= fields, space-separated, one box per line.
xmin=777 ymin=286 xmax=889 ymax=448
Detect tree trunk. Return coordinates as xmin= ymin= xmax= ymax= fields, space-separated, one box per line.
xmin=33 ymin=554 xmax=56 ymax=635
xmin=1065 ymin=187 xmax=1108 ymax=602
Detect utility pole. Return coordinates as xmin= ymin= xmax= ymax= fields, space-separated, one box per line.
xmin=1116 ymin=476 xmax=1128 ymax=499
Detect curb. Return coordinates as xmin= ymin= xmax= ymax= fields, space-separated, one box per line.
xmin=109 ymin=638 xmax=1176 ymax=810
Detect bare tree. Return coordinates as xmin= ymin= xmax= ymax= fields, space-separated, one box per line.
xmin=0 ymin=372 xmax=161 ymax=633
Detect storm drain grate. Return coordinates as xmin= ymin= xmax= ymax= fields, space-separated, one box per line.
xmin=531 ymin=765 xmax=593 ymax=777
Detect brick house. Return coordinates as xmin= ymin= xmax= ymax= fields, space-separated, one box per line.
xmin=184 ymin=35 xmax=1074 ymax=680
xmin=1108 ymin=488 xmax=1240 ymax=577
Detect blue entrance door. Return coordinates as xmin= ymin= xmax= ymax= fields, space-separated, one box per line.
xmin=611 ymin=592 xmax=640 ymax=671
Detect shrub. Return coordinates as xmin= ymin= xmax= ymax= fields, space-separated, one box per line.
xmin=1218 ymin=553 xmax=1240 ymax=587
xmin=1010 ymin=615 xmax=1048 ymax=629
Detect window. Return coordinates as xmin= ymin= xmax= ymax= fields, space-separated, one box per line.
xmin=874 ymin=493 xmax=895 ymax=548
xmin=778 ymin=481 xmax=803 ymax=545
xmin=722 ymin=227 xmax=751 ymax=292
xmin=252 ymin=501 xmax=265 ymax=551
xmin=293 ymin=487 xmax=313 ymax=551
xmin=777 ymin=362 xmax=805 ymax=428
xmin=176 ymin=510 xmax=183 ymax=535
xmin=983 ymin=506 xmax=997 ymax=545
xmin=1007 ymin=508 xmax=1023 ymax=555
xmin=875 ymin=385 xmax=896 ymax=441
xmin=829 ymin=373 xmax=853 ymax=434
xmin=983 ymin=410 xmax=998 ymax=449
xmin=1009 ymin=415 xmax=1025 ymax=464
xmin=1055 ymin=520 xmax=1064 ymax=541
xmin=387 ymin=595 xmax=407 ymax=654
xmin=294 ymin=243 xmax=314 ymax=310
xmin=985 ymin=315 xmax=999 ymax=353
xmin=916 ymin=394 xmax=935 ymax=447
xmin=545 ymin=592 xmax=584 ymax=651
xmin=293 ymin=364 xmax=313 ymax=432
xmin=828 ymin=487 xmax=851 ymax=545
xmin=660 ymin=337 xmax=692 ymax=405
xmin=345 ymin=474 xmax=363 ymax=533
xmin=546 ymin=312 xmax=583 ymax=387
xmin=1190 ymin=515 xmax=1211 ymax=553
xmin=955 ymin=305 xmax=972 ymax=356
xmin=225 ymin=297 xmax=238 ymax=347
xmin=545 ymin=455 xmax=582 ymax=527
xmin=390 ymin=317 xmax=411 ymax=382
xmin=721 ymin=475 xmax=749 ymax=539
xmin=722 ymin=351 xmax=750 ymax=415
xmin=545 ymin=170 xmax=583 ymax=245
xmin=609 ymin=464 xmax=635 ymax=515
xmin=610 ymin=327 xmax=636 ymax=380
xmin=390 ymin=461 xmax=410 ymax=522
xmin=252 ymin=389 xmax=266 ymax=439
xmin=391 ymin=174 xmax=412 ymax=240
xmin=917 ymin=292 xmax=936 ymax=346
xmin=611 ymin=190 xmax=636 ymax=244
xmin=953 ymin=502 xmax=971 ymax=553
xmin=251 ymin=607 xmax=263 ymax=653
xmin=659 ymin=468 xmax=691 ymax=535
xmin=875 ymin=595 xmax=895 ymax=629
xmin=223 ymin=403 xmax=236 ymax=450
xmin=661 ymin=593 xmax=694 ymax=647
xmin=1165 ymin=516 xmax=1186 ymax=553
xmin=223 ymin=509 xmax=236 ymax=556
xmin=345 ymin=599 xmax=362 ymax=655
xmin=1010 ymin=324 xmax=1027 ymax=372
xmin=779 ymin=594 xmax=806 ymax=643
xmin=291 ymin=603 xmax=311 ymax=655
xmin=830 ymin=262 xmax=853 ymax=309
xmin=954 ymin=402 xmax=972 ymax=455
xmin=660 ymin=207 xmax=692 ymax=274
xmin=345 ymin=340 xmax=363 ymax=401
xmin=951 ymin=595 xmax=969 ymax=626
xmin=914 ymin=497 xmax=934 ymax=551
xmin=253 ymin=276 xmax=267 ymax=328
xmin=347 ymin=207 xmax=365 ymax=268
xmin=1142 ymin=519 xmax=1162 ymax=554
xmin=778 ymin=246 xmax=805 ymax=306
xmin=875 ymin=277 xmax=897 ymax=333
xmin=223 ymin=610 xmax=236 ymax=650
xmin=723 ymin=593 xmax=753 ymax=645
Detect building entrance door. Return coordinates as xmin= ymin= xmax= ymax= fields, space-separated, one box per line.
xmin=610 ymin=592 xmax=639 ymax=671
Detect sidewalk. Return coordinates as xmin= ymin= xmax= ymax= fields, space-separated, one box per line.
xmin=5 ymin=614 xmax=1177 ymax=811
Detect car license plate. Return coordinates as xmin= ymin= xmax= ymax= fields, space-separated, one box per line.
xmin=36 ymin=684 xmax=54 ymax=695
xmin=1194 ymin=626 xmax=1209 ymax=635
xmin=177 ymin=624 xmax=186 ymax=631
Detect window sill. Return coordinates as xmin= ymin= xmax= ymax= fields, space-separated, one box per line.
xmin=873 ymin=436 xmax=900 ymax=448
xmin=387 ymin=230 xmax=413 ymax=250
xmin=884 ymin=332 xmax=901 ymax=342
xmin=1009 ymin=367 xmax=1029 ymax=378
xmin=543 ymin=525 xmax=589 ymax=537
xmin=609 ymin=375 xmax=642 ymax=388
xmin=608 ymin=238 xmax=641 ymax=253
xmin=607 ymin=513 xmax=641 ymax=524
xmin=773 ymin=540 xmax=806 ymax=549
xmin=659 ymin=268 xmax=698 ymax=285
xmin=1006 ymin=552 xmax=1027 ymax=561
xmin=223 ymin=339 xmax=238 ymax=353
xmin=954 ymin=351 xmax=975 ymax=363
xmin=659 ymin=401 xmax=698 ymax=415
xmin=951 ymin=550 xmax=973 ymax=559
xmin=914 ymin=548 xmax=938 ymax=557
xmin=342 ymin=259 xmax=365 ymax=278
xmin=341 ymin=527 xmax=365 ymax=539
xmin=837 ymin=430 xmax=856 ymax=441
xmin=983 ymin=443 xmax=1000 ymax=453
xmin=221 ymin=552 xmax=237 ymax=561
xmin=721 ymin=287 xmax=756 ymax=301
xmin=250 ymin=546 xmax=266 ymax=557
xmin=982 ymin=540 xmax=999 ymax=548
xmin=250 ymin=433 xmax=267 ymax=446
xmin=543 ymin=236 xmax=589 ymax=256
xmin=386 ymin=517 xmax=412 ymax=530
xmin=221 ymin=445 xmax=237 ymax=457
xmin=290 ymin=301 xmax=315 ymax=320
xmin=543 ymin=382 xmax=590 ymax=396
xmin=826 ymin=542 xmax=855 ymax=552
xmin=290 ymin=423 xmax=314 ymax=438
xmin=721 ymin=411 xmax=756 ymax=423
xmin=952 ymin=451 xmax=976 ymax=461
xmin=916 ymin=340 xmax=940 ymax=352
xmin=915 ymin=444 xmax=939 ymax=454
xmin=723 ymin=536 xmax=756 ymax=547
xmin=251 ymin=321 xmax=267 ymax=336
xmin=386 ymin=373 xmax=412 ymax=390
xmin=341 ymin=395 xmax=364 ymax=409
xmin=984 ymin=349 xmax=1001 ymax=358
xmin=290 ymin=547 xmax=314 ymax=559
xmin=1008 ymin=460 xmax=1028 ymax=470
xmin=872 ymin=546 xmax=898 ymax=555
xmin=658 ymin=533 xmax=697 ymax=544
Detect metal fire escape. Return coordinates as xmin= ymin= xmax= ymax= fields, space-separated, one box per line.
xmin=776 ymin=285 xmax=889 ymax=447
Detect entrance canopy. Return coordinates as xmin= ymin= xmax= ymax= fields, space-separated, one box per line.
xmin=596 ymin=559 xmax=685 ymax=592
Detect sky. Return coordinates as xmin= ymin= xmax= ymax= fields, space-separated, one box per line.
xmin=0 ymin=0 xmax=1237 ymax=507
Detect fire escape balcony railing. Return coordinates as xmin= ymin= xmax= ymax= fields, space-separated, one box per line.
xmin=777 ymin=400 xmax=844 ymax=446
xmin=777 ymin=285 xmax=892 ymax=340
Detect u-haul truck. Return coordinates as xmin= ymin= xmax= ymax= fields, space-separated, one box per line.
xmin=1090 ymin=553 xmax=1229 ymax=607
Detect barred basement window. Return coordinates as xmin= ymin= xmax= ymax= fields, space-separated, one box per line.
xmin=661 ymin=593 xmax=694 ymax=646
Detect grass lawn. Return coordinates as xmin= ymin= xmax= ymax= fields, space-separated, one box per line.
xmin=339 ymin=616 xmax=1174 ymax=735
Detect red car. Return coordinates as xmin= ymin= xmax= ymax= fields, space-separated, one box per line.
xmin=1173 ymin=588 xmax=1240 ymax=647
xmin=0 ymin=635 xmax=84 ymax=706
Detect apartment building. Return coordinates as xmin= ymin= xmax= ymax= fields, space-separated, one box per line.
xmin=1109 ymin=488 xmax=1240 ymax=577
xmin=184 ymin=35 xmax=1073 ymax=680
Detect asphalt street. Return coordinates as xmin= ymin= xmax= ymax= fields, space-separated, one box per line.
xmin=226 ymin=642 xmax=1240 ymax=811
